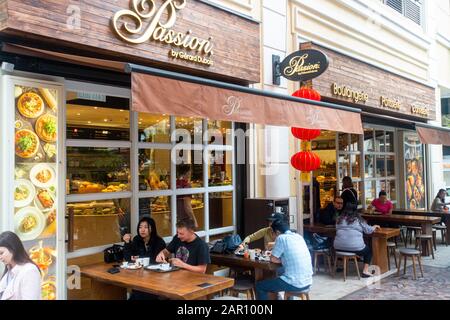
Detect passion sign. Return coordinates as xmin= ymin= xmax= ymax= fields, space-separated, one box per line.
xmin=279 ymin=49 xmax=329 ymax=81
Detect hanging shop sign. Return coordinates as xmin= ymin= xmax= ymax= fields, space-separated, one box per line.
xmin=112 ymin=0 xmax=214 ymax=66
xmin=278 ymin=49 xmax=329 ymax=81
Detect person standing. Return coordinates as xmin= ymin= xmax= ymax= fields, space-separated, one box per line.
xmin=0 ymin=231 xmax=41 ymax=300
xmin=341 ymin=176 xmax=358 ymax=211
xmin=255 ymin=219 xmax=313 ymax=300
xmin=176 ymin=164 xmax=199 ymax=228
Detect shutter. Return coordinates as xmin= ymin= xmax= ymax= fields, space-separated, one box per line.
xmin=385 ymin=0 xmax=403 ymax=14
xmin=404 ymin=0 xmax=422 ymax=25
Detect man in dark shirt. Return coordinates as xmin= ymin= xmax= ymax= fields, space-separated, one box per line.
xmin=319 ymin=196 xmax=344 ymax=225
xmin=156 ymin=218 xmax=210 ymax=273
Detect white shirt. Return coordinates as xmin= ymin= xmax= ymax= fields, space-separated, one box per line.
xmin=0 ymin=263 xmax=41 ymax=300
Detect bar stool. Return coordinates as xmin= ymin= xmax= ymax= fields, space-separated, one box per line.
xmin=334 ymin=251 xmax=361 ymax=281
xmin=284 ymin=291 xmax=310 ymax=300
xmin=313 ymin=248 xmax=332 ymax=275
xmin=415 ymin=234 xmax=435 ymax=259
xmin=397 ymin=248 xmax=424 ymax=280
xmin=228 ymin=279 xmax=255 ymax=300
xmin=433 ymin=224 xmax=448 ymax=246
xmin=432 ymin=229 xmax=437 ymax=251
xmin=405 ymin=226 xmax=422 ymax=247
xmin=386 ymin=241 xmax=398 ymax=270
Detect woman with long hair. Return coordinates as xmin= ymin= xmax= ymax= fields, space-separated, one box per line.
xmin=431 ymin=189 xmax=449 ymax=212
xmin=0 ymin=231 xmax=41 ymax=300
xmin=334 ymin=208 xmax=380 ymax=278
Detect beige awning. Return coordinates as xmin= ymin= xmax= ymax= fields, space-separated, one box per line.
xmin=132 ymin=72 xmax=363 ymax=133
xmin=416 ymin=125 xmax=450 ymax=146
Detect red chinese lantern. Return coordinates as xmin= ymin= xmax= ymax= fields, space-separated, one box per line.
xmin=292 ymin=87 xmax=321 ymax=101
xmin=291 ymin=151 xmax=321 ymax=172
xmin=291 ymin=127 xmax=321 ymax=141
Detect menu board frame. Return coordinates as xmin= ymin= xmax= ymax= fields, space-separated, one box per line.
xmin=1 ymin=74 xmax=65 ymax=300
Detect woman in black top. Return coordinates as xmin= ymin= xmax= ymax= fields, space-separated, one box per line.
xmin=123 ymin=216 xmax=166 ymax=263
xmin=341 ymin=176 xmax=358 ymax=211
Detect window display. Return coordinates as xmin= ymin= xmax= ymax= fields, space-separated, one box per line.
xmin=404 ymin=132 xmax=425 ymax=209
xmin=208 ymin=150 xmax=232 ymax=186
xmin=139 ymin=149 xmax=170 ymax=191
xmin=138 ymin=113 xmax=170 ymax=143
xmin=139 ymin=196 xmax=171 ymax=237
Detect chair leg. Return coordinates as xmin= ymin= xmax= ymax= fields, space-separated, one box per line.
xmin=432 ymin=231 xmax=437 ymax=251
xmin=429 ymin=240 xmax=435 ymax=260
xmin=417 ymin=256 xmax=424 ymax=278
xmin=343 ymin=257 xmax=347 ymax=282
xmin=393 ymin=249 xmax=398 ymax=269
xmin=387 ymin=247 xmax=391 ymax=270
xmin=396 ymin=254 xmax=402 ymax=276
xmin=326 ymin=254 xmax=332 ymax=275
xmin=403 ymin=256 xmax=407 ymax=275
xmin=333 ymin=255 xmax=338 ymax=278
xmin=411 ymin=256 xmax=417 ymax=280
xmin=314 ymin=253 xmax=318 ymax=274
xmin=353 ymin=257 xmax=361 ymax=280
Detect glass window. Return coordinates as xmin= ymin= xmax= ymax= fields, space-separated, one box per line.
xmin=176 ymin=152 xmax=203 ymax=188
xmin=350 ymin=134 xmax=359 ymax=152
xmin=365 ymin=155 xmax=374 ymax=178
xmin=338 ymin=155 xmax=350 ymax=180
xmin=138 ymin=149 xmax=170 ymax=191
xmin=386 ymin=155 xmax=395 ymax=177
xmin=364 ymin=181 xmax=376 ymax=205
xmin=351 ymin=154 xmax=361 ymax=179
xmin=66 ymin=91 xmax=130 ymax=140
xmin=364 ymin=129 xmax=374 ymax=152
xmin=67 ymin=147 xmax=130 ymax=194
xmin=175 ymin=117 xmax=202 ymax=145
xmin=138 ymin=113 xmax=170 ymax=143
xmin=67 ymin=199 xmax=130 ymax=251
xmin=388 ymin=180 xmax=396 ymax=202
xmin=376 ymin=156 xmax=385 ymax=178
xmin=176 ymin=193 xmax=204 ymax=230
xmin=338 ymin=133 xmax=349 ymax=151
xmin=375 ymin=130 xmax=385 ymax=152
xmin=385 ymin=131 xmax=394 ymax=152
xmin=209 ymin=192 xmax=233 ymax=229
xmin=208 ymin=120 xmax=232 ymax=145
xmin=208 ymin=150 xmax=232 ymax=186
xmin=139 ymin=196 xmax=171 ymax=237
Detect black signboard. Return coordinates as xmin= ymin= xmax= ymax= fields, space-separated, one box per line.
xmin=279 ymin=49 xmax=329 ymax=81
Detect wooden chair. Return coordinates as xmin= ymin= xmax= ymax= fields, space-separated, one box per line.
xmin=334 ymin=251 xmax=361 ymax=281
xmin=405 ymin=226 xmax=422 ymax=247
xmin=415 ymin=234 xmax=435 ymax=259
xmin=397 ymin=248 xmax=424 ymax=280
xmin=227 ymin=269 xmax=255 ymax=300
xmin=313 ymin=249 xmax=332 ymax=275
xmin=387 ymin=241 xmax=398 ymax=270
xmin=433 ymin=224 xmax=448 ymax=246
xmin=284 ymin=291 xmax=310 ymax=300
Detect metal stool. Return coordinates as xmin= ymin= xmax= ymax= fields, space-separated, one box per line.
xmin=397 ymin=248 xmax=424 ymax=280
xmin=313 ymin=249 xmax=332 ymax=275
xmin=415 ymin=234 xmax=435 ymax=259
xmin=284 ymin=291 xmax=310 ymax=300
xmin=433 ymin=224 xmax=448 ymax=246
xmin=334 ymin=251 xmax=361 ymax=281
xmin=387 ymin=241 xmax=398 ymax=270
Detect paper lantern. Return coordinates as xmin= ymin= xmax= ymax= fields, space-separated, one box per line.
xmin=292 ymin=87 xmax=321 ymax=101
xmin=291 ymin=151 xmax=321 ymax=171
xmin=291 ymin=127 xmax=321 ymax=141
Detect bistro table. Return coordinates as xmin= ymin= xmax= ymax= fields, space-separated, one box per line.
xmin=81 ymin=262 xmax=234 ymax=300
xmin=360 ymin=213 xmax=441 ymax=256
xmin=304 ymin=224 xmax=400 ymax=274
xmin=392 ymin=208 xmax=450 ymax=245
xmin=210 ymin=253 xmax=280 ymax=283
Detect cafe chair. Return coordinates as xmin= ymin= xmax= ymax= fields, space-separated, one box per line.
xmin=432 ymin=229 xmax=437 ymax=251
xmin=284 ymin=290 xmax=310 ymax=300
xmin=433 ymin=224 xmax=448 ymax=246
xmin=397 ymin=248 xmax=424 ymax=280
xmin=227 ymin=279 xmax=255 ymax=300
xmin=387 ymin=242 xmax=398 ymax=270
xmin=405 ymin=226 xmax=422 ymax=247
xmin=333 ymin=251 xmax=361 ymax=281
xmin=312 ymin=248 xmax=332 ymax=275
xmin=415 ymin=234 xmax=435 ymax=259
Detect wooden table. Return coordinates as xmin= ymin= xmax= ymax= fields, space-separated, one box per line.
xmin=210 ymin=253 xmax=280 ymax=283
xmin=361 ymin=213 xmax=441 ymax=256
xmin=392 ymin=208 xmax=450 ymax=245
xmin=81 ymin=263 xmax=234 ymax=300
xmin=304 ymin=224 xmax=400 ymax=274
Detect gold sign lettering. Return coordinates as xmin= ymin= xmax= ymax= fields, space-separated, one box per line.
xmin=112 ymin=0 xmax=214 ymax=65
xmin=284 ymin=54 xmax=321 ymax=77
xmin=380 ymin=96 xmax=401 ymax=110
xmin=411 ymin=105 xmax=429 ymax=117
xmin=331 ymin=83 xmax=368 ymax=104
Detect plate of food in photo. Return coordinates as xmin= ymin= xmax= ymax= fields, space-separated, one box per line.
xmin=30 ymin=163 xmax=55 ymax=188
xmin=34 ymin=188 xmax=56 ymax=212
xmin=15 ymin=129 xmax=40 ymax=159
xmin=14 ymin=206 xmax=45 ymax=241
xmin=14 ymin=179 xmax=36 ymax=208
xmin=35 ymin=114 xmax=57 ymax=143
xmin=17 ymin=91 xmax=45 ymax=118
xmin=41 ymin=277 xmax=56 ymax=300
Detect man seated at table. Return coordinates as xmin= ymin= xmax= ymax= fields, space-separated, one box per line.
xmin=368 ymin=191 xmax=393 ymax=215
xmin=237 ymin=213 xmax=286 ymax=251
xmin=318 ymin=196 xmax=344 ymax=225
xmin=255 ymin=219 xmax=313 ymax=300
xmin=156 ymin=218 xmax=210 ymax=273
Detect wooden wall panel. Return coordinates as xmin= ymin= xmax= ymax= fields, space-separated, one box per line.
xmin=1 ymin=0 xmax=260 ymax=83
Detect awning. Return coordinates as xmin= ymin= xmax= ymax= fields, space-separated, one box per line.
xmin=416 ymin=124 xmax=450 ymax=146
xmin=129 ymin=64 xmax=363 ymax=134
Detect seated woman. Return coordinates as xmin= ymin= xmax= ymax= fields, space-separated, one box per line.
xmin=334 ymin=208 xmax=380 ymax=278
xmin=431 ymin=189 xmax=449 ymax=212
xmin=122 ymin=216 xmax=166 ymax=300
xmin=368 ymin=191 xmax=393 ymax=215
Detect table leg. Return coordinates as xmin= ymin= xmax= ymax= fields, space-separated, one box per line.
xmin=446 ymin=219 xmax=450 ymax=245
xmin=371 ymin=237 xmax=389 ymax=274
xmin=420 ymin=223 xmax=432 ymax=256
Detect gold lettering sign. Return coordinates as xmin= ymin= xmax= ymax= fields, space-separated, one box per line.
xmin=331 ymin=83 xmax=368 ymax=104
xmin=284 ymin=54 xmax=321 ymax=77
xmin=411 ymin=104 xmax=429 ymax=117
xmin=380 ymin=96 xmax=401 ymax=110
xmin=112 ymin=0 xmax=214 ymax=66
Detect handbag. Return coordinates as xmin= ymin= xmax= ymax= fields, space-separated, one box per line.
xmin=210 ymin=240 xmax=227 ymax=254
xmin=223 ymin=234 xmax=242 ymax=253
xmin=104 ymin=244 xmax=124 ymax=263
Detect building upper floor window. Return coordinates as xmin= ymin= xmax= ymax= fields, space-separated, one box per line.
xmin=384 ymin=0 xmax=423 ymax=25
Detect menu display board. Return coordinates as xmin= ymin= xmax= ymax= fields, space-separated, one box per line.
xmin=13 ymin=84 xmax=58 ymax=300
xmin=404 ymin=133 xmax=425 ymax=210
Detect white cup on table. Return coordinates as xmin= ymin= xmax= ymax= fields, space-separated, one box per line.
xmin=248 ymin=249 xmax=256 ymax=260
xmin=142 ymin=257 xmax=150 ymax=267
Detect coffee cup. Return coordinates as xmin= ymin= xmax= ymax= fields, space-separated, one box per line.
xmin=136 ymin=258 xmax=144 ymax=266
xmin=249 ymin=249 xmax=256 ymax=260
xmin=121 ymin=261 xmax=128 ymax=268
xmin=142 ymin=257 xmax=150 ymax=267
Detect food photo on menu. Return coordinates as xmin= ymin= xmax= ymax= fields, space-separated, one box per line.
xmin=13 ymin=85 xmax=59 ymax=300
